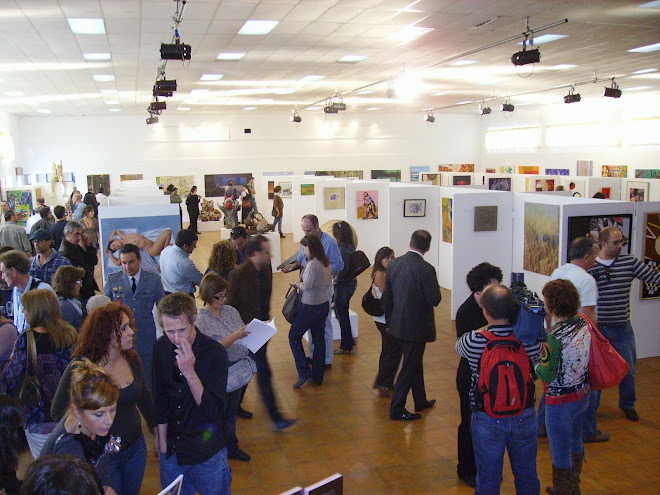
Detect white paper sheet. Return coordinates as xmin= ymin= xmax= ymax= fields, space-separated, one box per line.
xmin=234 ymin=317 xmax=277 ymax=353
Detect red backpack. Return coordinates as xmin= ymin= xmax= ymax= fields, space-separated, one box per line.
xmin=475 ymin=330 xmax=534 ymax=418
xmin=225 ymin=199 xmax=233 ymax=211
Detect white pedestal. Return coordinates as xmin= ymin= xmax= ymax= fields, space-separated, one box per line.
xmin=304 ymin=309 xmax=358 ymax=342
xmin=198 ymin=220 xmax=222 ymax=232
xmin=219 ymin=228 xmax=232 ymax=240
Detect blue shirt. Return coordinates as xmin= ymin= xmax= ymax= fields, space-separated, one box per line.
xmin=72 ymin=202 xmax=86 ymax=221
xmin=30 ymin=250 xmax=71 ymax=286
xmin=13 ymin=277 xmax=55 ymax=334
xmin=297 ymin=231 xmax=344 ymax=275
xmin=158 ymin=245 xmax=203 ymax=294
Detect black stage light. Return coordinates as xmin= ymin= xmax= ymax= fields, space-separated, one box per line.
xmin=424 ymin=114 xmax=435 ymax=123
xmin=160 ymin=42 xmax=191 ymax=60
xmin=604 ymin=86 xmax=622 ymax=98
xmin=511 ymin=48 xmax=540 ymax=66
xmin=501 ymin=103 xmax=515 ymax=112
xmin=331 ymin=102 xmax=347 ymax=111
xmin=564 ymin=93 xmax=581 ymax=104
xmin=480 ymin=107 xmax=492 ymax=115
xmin=149 ymin=101 xmax=167 ymax=113
xmin=146 ymin=116 xmax=159 ymax=125
xmin=154 ymin=79 xmax=177 ymax=97
xmin=323 ymin=105 xmax=339 ymax=114
xmin=290 ymin=114 xmax=301 ymax=123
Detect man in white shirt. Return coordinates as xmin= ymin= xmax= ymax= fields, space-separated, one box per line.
xmin=96 ymin=186 xmax=108 ymax=204
xmin=25 ymin=197 xmax=47 ymax=233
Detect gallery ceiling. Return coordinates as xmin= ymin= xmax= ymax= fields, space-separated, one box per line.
xmin=0 ymin=0 xmax=659 ymax=119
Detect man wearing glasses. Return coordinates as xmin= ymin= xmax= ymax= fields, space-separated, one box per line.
xmin=588 ymin=226 xmax=660 ymax=422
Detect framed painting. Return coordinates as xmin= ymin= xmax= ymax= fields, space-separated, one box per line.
xmin=488 ymin=177 xmax=511 ymax=191
xmin=635 ymin=169 xmax=660 ymax=179
xmin=576 ymin=160 xmax=593 ymax=176
xmin=602 ymin=165 xmax=627 ymax=178
xmin=204 ymin=173 xmax=252 ymax=197
xmin=370 ymin=170 xmax=401 ymax=182
xmin=523 ymin=203 xmax=560 ymax=276
xmin=442 ymin=197 xmax=452 ymax=243
xmin=641 ymin=212 xmax=660 ymax=299
xmin=519 ymin=165 xmax=540 ymax=175
xmin=453 ymin=175 xmax=471 ymax=186
xmin=403 ymin=199 xmax=426 ymax=217
xmin=267 ymin=181 xmax=275 ymax=199
xmin=474 ymin=206 xmax=498 ymax=232
xmin=567 ymin=214 xmax=633 ymax=258
xmin=421 ymin=173 xmax=441 ymax=185
xmin=438 ymin=164 xmax=474 ymax=172
xmin=278 ymin=182 xmax=292 ymax=198
xmin=628 ymin=181 xmax=648 ymax=202
xmin=357 ymin=190 xmax=379 ymax=219
xmin=324 ymin=187 xmax=345 ymax=209
xmin=545 ymin=168 xmax=569 ymax=176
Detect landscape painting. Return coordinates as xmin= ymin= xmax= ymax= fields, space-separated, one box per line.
xmin=278 ymin=182 xmax=292 ymax=198
xmin=301 ymin=184 xmax=315 ymax=196
xmin=370 ymin=170 xmax=401 ymax=182
xmin=315 ymin=170 xmax=364 ymax=179
xmin=523 ymin=203 xmax=559 ymax=276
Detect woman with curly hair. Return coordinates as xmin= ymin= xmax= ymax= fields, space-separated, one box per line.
xmin=52 ymin=265 xmax=86 ymax=332
xmin=51 ymin=302 xmax=156 ymax=495
xmin=206 ymin=240 xmax=237 ymax=279
xmin=42 ymin=358 xmax=118 ymax=495
xmin=1 ymin=289 xmax=76 ymax=460
xmin=0 ymin=395 xmax=26 ymax=495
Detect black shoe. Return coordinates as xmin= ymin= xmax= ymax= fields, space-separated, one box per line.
xmin=236 ymin=406 xmax=253 ymax=419
xmin=280 ymin=234 xmax=286 ymax=238
xmin=305 ymin=356 xmax=313 ymax=365
xmin=390 ymin=409 xmax=422 ymax=421
xmin=415 ymin=399 xmax=436 ymax=412
xmin=274 ymin=418 xmax=297 ymax=430
xmin=293 ymin=376 xmax=310 ymax=389
xmin=458 ymin=473 xmax=477 ymax=488
xmin=228 ymin=449 xmax=251 ymax=462
xmin=622 ymin=408 xmax=640 ymax=421
xmin=324 ymin=363 xmax=332 ymax=369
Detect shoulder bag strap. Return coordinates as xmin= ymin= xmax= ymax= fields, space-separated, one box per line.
xmin=26 ymin=329 xmax=38 ymax=376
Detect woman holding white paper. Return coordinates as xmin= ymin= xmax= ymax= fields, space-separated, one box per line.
xmin=196 ymin=272 xmax=252 ymax=462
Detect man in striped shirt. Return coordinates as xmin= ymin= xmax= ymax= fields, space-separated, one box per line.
xmin=587 ymin=226 xmax=660 ymax=422
xmin=456 ymin=284 xmax=542 ymax=494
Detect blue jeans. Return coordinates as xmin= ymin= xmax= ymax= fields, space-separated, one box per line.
xmin=289 ymin=301 xmax=329 ymax=383
xmin=581 ymin=389 xmax=601 ymax=438
xmin=537 ymin=395 xmax=545 ymax=428
xmin=545 ymin=396 xmax=588 ymax=469
xmin=335 ymin=279 xmax=357 ymax=351
xmin=159 ymin=448 xmax=231 ymax=495
xmin=272 ymin=216 xmax=283 ymax=234
xmin=471 ymin=408 xmax=540 ymax=495
xmin=108 ymin=434 xmax=147 ymax=495
xmin=598 ymin=322 xmax=636 ymax=410
xmin=308 ymin=285 xmax=334 ymax=364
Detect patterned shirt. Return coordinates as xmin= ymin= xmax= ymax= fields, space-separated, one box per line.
xmin=30 ymin=250 xmax=71 ymax=286
xmin=195 ymin=306 xmax=249 ymax=362
xmin=544 ymin=316 xmax=591 ymax=396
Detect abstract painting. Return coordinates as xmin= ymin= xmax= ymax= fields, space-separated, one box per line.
xmin=635 ymin=169 xmax=660 ymax=179
xmin=120 ymin=174 xmax=143 ymax=181
xmin=523 ymin=203 xmax=559 ymax=276
xmin=403 ymin=199 xmax=426 ymax=217
xmin=602 ymin=165 xmax=628 ymax=178
xmin=519 ymin=165 xmax=540 ymax=175
xmin=278 ymin=182 xmax=292 ymax=198
xmin=5 ymin=190 xmax=32 ymax=227
xmin=156 ymin=176 xmax=194 ymax=195
xmin=576 ymin=160 xmax=593 ymax=176
xmin=204 ymin=173 xmax=252 ymax=197
xmin=421 ymin=173 xmax=441 ymax=185
xmin=301 ymin=184 xmax=315 ymax=196
xmin=546 ymin=169 xmax=570 ymax=176
xmin=453 ymin=175 xmax=472 ymax=186
xmin=442 ymin=197 xmax=453 ymax=243
xmin=500 ymin=166 xmax=514 ymax=174
xmin=357 ymin=190 xmax=379 ymax=219
xmin=567 ymin=215 xmax=632 ymax=258
xmin=628 ymin=181 xmax=648 ymax=202
xmin=535 ymin=179 xmax=555 ymax=191
xmin=439 ymin=164 xmax=475 ymax=172
xmin=87 ymin=174 xmax=111 ymax=194
xmin=641 ymin=212 xmax=660 ymax=299
xmin=488 ymin=177 xmax=511 ymax=191
xmin=474 ymin=206 xmax=498 ymax=232
xmin=324 ymin=187 xmax=345 ymax=209
xmin=370 ymin=170 xmax=401 ymax=182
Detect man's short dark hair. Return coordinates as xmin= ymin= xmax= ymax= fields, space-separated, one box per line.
xmin=246 ymin=235 xmax=268 ymax=257
xmin=301 ymin=214 xmax=319 ymax=228
xmin=410 ymin=229 xmax=432 ymax=252
xmin=274 ymin=185 xmax=282 ymax=193
xmin=118 ymin=243 xmax=141 ymax=260
xmin=39 ymin=206 xmax=51 ymax=219
xmin=0 ymin=250 xmax=31 ymax=274
xmin=466 ymin=262 xmax=503 ymax=293
xmin=175 ymin=229 xmax=198 ymax=248
xmin=98 ymin=186 xmax=104 ymax=193
xmin=36 ymin=197 xmax=45 ymax=205
xmin=4 ymin=210 xmax=14 ymax=222
xmin=481 ymin=284 xmax=518 ymax=321
xmin=20 ymin=454 xmax=103 ymax=495
xmin=156 ymin=292 xmax=197 ymax=328
xmin=568 ymin=237 xmax=597 ymax=262
xmin=230 ymin=226 xmax=248 ymax=240
xmin=53 ymin=205 xmax=65 ymax=219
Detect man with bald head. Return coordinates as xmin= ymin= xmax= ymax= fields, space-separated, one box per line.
xmin=71 ymin=192 xmax=85 ymax=221
xmin=587 ymin=226 xmax=660 ymax=422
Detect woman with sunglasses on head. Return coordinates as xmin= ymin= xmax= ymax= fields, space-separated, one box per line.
xmin=196 ymin=272 xmax=251 ymax=462
xmin=52 ymin=265 xmax=86 ymax=332
xmin=51 ymin=303 xmax=156 ymax=495
xmin=42 ymin=358 xmax=119 ymax=495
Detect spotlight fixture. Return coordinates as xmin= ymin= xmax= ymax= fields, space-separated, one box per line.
xmin=148 ymin=101 xmax=167 ymax=114
xmin=324 ymin=97 xmax=347 ymax=113
xmin=153 ymin=79 xmax=177 ymax=97
xmin=479 ymin=104 xmax=492 ymax=115
xmin=290 ymin=110 xmax=301 ymax=123
xmin=501 ymin=102 xmax=515 ymax=112
xmin=332 ymin=102 xmax=347 ymax=111
xmin=604 ymin=79 xmax=622 ymax=98
xmin=424 ymin=111 xmax=435 ymax=123
xmin=323 ymin=105 xmax=339 ymax=114
xmin=563 ymin=86 xmax=581 ymax=104
xmin=160 ymin=41 xmax=191 ymax=60
xmin=511 ymin=47 xmax=540 ymax=66
xmin=146 ymin=116 xmax=159 ymax=125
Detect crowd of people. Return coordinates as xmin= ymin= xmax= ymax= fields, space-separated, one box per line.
xmin=0 ymin=186 xmax=658 ymax=495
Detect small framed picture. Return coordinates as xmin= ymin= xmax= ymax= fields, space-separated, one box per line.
xmin=404 ymin=199 xmax=426 ymax=217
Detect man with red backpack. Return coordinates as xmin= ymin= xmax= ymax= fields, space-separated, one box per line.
xmin=456 ymin=284 xmax=542 ymax=495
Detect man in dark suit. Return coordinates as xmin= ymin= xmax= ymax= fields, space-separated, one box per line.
xmin=104 ymin=242 xmax=165 ymax=388
xmin=382 ymin=229 xmax=441 ymax=420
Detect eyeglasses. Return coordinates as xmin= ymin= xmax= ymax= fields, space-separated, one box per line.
xmin=213 ymin=294 xmax=227 ymax=300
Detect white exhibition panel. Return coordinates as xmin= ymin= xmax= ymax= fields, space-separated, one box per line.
xmin=387 ymin=182 xmax=440 ymax=274
xmin=345 ymin=180 xmax=390 ymax=264
xmin=107 ymin=195 xmax=170 ymax=206
xmin=624 ymin=178 xmax=660 ymax=203
xmin=587 ymin=177 xmax=622 ymax=200
xmin=315 ymin=178 xmax=347 ymax=229
xmin=558 ymin=177 xmax=587 ymax=198
xmin=450 ymin=190 xmax=514 ymax=319
xmin=511 ymin=174 xmax=529 ymax=192
xmin=291 ymin=175 xmax=319 ymax=236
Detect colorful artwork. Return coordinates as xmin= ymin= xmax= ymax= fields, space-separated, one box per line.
xmin=439 ymin=164 xmax=475 ymax=173
xmin=421 ymin=173 xmax=441 ymax=185
xmin=545 ymin=169 xmax=569 ymax=176
xmin=199 ymin=199 xmax=221 ymax=222
xmin=488 ymin=177 xmax=511 ymax=191
xmin=500 ymin=166 xmax=514 ymax=174
xmin=566 ymin=179 xmax=586 ymax=198
xmin=635 ymin=169 xmax=660 ymax=179
xmin=576 ymin=160 xmax=593 ymax=177
xmin=453 ymin=175 xmax=472 ymax=186
xmin=204 ymin=173 xmax=252 ymax=197
xmin=357 ymin=190 xmax=379 ymax=219
xmin=315 ymin=170 xmax=364 ymax=179
xmin=602 ymin=165 xmax=628 ymax=178
xmin=601 ymin=187 xmax=611 ymax=199
xmin=567 ymin=215 xmax=632 ymax=259
xmin=5 ymin=190 xmax=32 ymax=227
xmin=535 ymin=179 xmax=555 ymax=191
xmin=324 ymin=187 xmax=345 ymax=209
xmin=156 ymin=176 xmax=195 ymax=196
xmin=87 ymin=174 xmax=110 ymax=194
xmin=523 ymin=203 xmax=560 ymax=276
xmin=120 ymin=174 xmax=143 ymax=181
xmin=278 ymin=182 xmax=292 ymax=198
xmin=403 ymin=199 xmax=426 ymax=217
xmin=370 ymin=170 xmax=401 ymax=182
xmin=301 ymin=184 xmax=315 ymax=196
xmin=519 ymin=166 xmax=540 ymax=175
xmin=442 ymin=197 xmax=453 ymax=243
xmin=486 ymin=168 xmax=496 ymax=173
xmin=628 ymin=181 xmax=648 ymax=202
xmin=267 ymin=181 xmax=275 ymax=200
xmin=474 ymin=206 xmax=498 ymax=232
xmin=641 ymin=212 xmax=660 ymax=299
xmin=410 ymin=166 xmax=430 ymax=182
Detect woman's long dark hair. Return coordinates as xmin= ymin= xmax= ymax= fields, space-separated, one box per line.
xmin=372 ymin=246 xmax=394 ymax=277
xmin=301 ymin=235 xmax=330 ymax=267
xmin=0 ymin=395 xmax=25 ymax=475
xmin=332 ymin=221 xmax=354 ymax=247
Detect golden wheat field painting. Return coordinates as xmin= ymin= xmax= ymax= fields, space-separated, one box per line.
xmin=523 ymin=202 xmax=560 ymax=276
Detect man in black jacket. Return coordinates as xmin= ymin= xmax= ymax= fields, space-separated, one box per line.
xmin=382 ymin=229 xmax=441 ymax=421
xmin=59 ymin=221 xmax=98 ymax=305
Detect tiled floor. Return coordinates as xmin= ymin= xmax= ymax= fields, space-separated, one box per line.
xmin=20 ymin=231 xmax=660 ymax=494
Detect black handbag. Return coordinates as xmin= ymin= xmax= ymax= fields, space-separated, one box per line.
xmin=361 ymin=283 xmax=384 ymax=317
xmin=282 ymin=285 xmax=301 ymax=323
xmin=18 ymin=330 xmax=42 ymax=409
xmin=346 ymin=250 xmax=371 ymax=281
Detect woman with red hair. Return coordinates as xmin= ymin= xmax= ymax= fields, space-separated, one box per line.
xmin=51 ymin=302 xmax=156 ymax=495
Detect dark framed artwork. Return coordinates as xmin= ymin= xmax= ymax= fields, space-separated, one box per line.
xmin=566 ymin=214 xmax=633 ymax=259
xmin=403 ymin=199 xmax=426 ymax=217
xmin=204 ymin=173 xmax=252 ymax=197
xmin=453 ymin=175 xmax=471 ymax=186
xmin=641 ymin=212 xmax=660 ymax=300
xmin=474 ymin=206 xmax=498 ymax=232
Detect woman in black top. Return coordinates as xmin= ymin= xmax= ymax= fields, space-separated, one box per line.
xmin=185 ymin=186 xmax=201 ymax=234
xmin=332 ymin=221 xmax=357 ymax=354
xmin=206 ymin=240 xmax=236 ymax=280
xmin=0 ymin=395 xmax=25 ymax=495
xmin=51 ymin=303 xmax=156 ymax=495
xmin=454 ymin=262 xmax=502 ymax=488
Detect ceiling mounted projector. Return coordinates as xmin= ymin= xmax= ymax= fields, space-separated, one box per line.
xmin=290 ymin=111 xmax=301 ymax=123
xmin=160 ymin=41 xmax=191 ymax=60
xmin=501 ymin=103 xmax=515 ymax=112
xmin=511 ymin=47 xmax=540 ymax=66
xmin=332 ymin=102 xmax=347 ymax=111
xmin=154 ymin=79 xmax=177 ymax=97
xmin=146 ymin=116 xmax=159 ymax=125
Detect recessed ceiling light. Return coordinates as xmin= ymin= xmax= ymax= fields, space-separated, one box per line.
xmin=258 ymin=98 xmax=274 ymax=103
xmin=108 ymin=108 xmax=121 ymax=112
xmin=387 ymin=26 xmax=434 ymax=43
xmin=638 ymin=1 xmax=660 ymax=8
xmin=338 ymin=55 xmax=367 ymax=63
xmin=37 ymin=109 xmax=51 ymax=114
xmin=238 ymin=20 xmax=279 ymax=35
xmin=456 ymin=100 xmax=473 ymax=105
xmin=243 ymin=106 xmax=258 ymax=110
xmin=23 ymin=101 xmax=38 ymax=106
xmin=178 ymin=107 xmax=191 ymax=111
xmin=100 ymin=89 xmax=118 ymax=95
xmin=83 ymin=53 xmax=111 ymax=61
xmin=103 ymin=98 xmax=119 ymax=105
xmin=626 ymin=86 xmax=652 ymax=91
xmin=366 ymin=107 xmax=381 ymax=111
xmin=93 ymin=74 xmax=115 ymax=82
xmin=449 ymin=60 xmax=479 ymax=66
xmin=200 ymin=74 xmax=223 ymax=81
xmin=68 ymin=18 xmax=105 ymax=35
xmin=632 ymin=68 xmax=658 ymax=74
xmin=356 ymin=90 xmax=374 ymax=95
xmin=299 ymin=75 xmax=325 ymax=82
xmin=431 ymin=91 xmax=451 ymax=96
xmin=306 ymin=106 xmax=321 ymax=110
xmin=628 ymin=42 xmax=660 ymax=53
xmin=274 ymin=88 xmax=296 ymax=94
xmin=4 ymin=90 xmax=24 ymax=97
xmin=548 ymin=64 xmax=578 ymax=70
xmin=190 ymin=89 xmax=209 ymax=95
xmin=518 ymin=34 xmax=567 ymax=45
xmin=216 ymin=52 xmax=245 ymax=61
